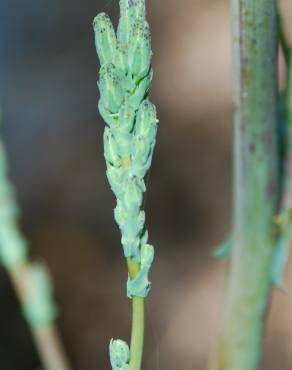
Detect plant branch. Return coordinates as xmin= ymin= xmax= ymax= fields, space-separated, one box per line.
xmin=209 ymin=1 xmax=279 ymax=369
xmin=0 ymin=114 xmax=70 ymax=370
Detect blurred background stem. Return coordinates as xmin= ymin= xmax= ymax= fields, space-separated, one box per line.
xmin=0 ymin=121 xmax=71 ymax=370
xmin=209 ymin=1 xmax=279 ymax=369
xmin=8 ymin=266 xmax=71 ymax=370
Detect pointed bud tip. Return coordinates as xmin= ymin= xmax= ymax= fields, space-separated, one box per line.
xmin=93 ymin=12 xmax=110 ymax=28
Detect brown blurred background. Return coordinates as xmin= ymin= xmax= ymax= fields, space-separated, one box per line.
xmin=0 ymin=0 xmax=292 ymax=369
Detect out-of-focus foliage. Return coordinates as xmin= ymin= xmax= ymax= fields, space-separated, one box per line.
xmin=0 ymin=1 xmax=291 ymax=370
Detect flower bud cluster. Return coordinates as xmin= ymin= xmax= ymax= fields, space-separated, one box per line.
xmin=94 ymin=0 xmax=157 ymax=298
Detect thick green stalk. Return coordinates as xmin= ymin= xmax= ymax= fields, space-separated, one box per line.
xmin=129 ymin=297 xmax=144 ymax=370
xmin=210 ymin=1 xmax=279 ymax=369
xmin=128 ymin=259 xmax=144 ymax=370
xmin=270 ymin=15 xmax=292 ymax=291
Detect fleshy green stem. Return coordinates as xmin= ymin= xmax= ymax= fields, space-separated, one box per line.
xmin=128 ymin=259 xmax=145 ymax=370
xmin=210 ymin=1 xmax=279 ymax=369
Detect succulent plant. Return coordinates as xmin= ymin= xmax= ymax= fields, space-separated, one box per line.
xmin=94 ymin=1 xmax=158 ymax=369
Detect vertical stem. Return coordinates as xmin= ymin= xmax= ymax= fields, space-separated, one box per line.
xmin=130 ymin=297 xmax=145 ymax=370
xmin=281 ymin=48 xmax=292 ymax=209
xmin=210 ymin=1 xmax=279 ymax=369
xmin=127 ymin=259 xmax=145 ymax=370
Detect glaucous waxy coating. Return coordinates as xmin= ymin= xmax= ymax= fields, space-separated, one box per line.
xmin=94 ymin=0 xmax=157 ymax=293
xmin=128 ymin=19 xmax=152 ymax=80
xmin=94 ymin=13 xmax=117 ymax=66
xmin=110 ymin=339 xmax=130 ymax=370
xmin=127 ymin=243 xmax=154 ymax=298
xmin=118 ymin=0 xmax=146 ymax=46
xmin=94 ymin=1 xmax=157 ymax=364
xmin=99 ymin=63 xmax=124 ymax=113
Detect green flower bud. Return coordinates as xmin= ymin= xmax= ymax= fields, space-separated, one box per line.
xmin=98 ymin=100 xmax=118 ymax=128
xmin=121 ymin=229 xmax=141 ymax=259
xmin=93 ymin=13 xmax=117 ymax=66
xmin=109 ymin=339 xmax=130 ymax=370
xmin=104 ymin=127 xmax=121 ymax=167
xmin=124 ymin=176 xmax=143 ymax=211
xmin=114 ymin=200 xmax=127 ymax=225
xmin=120 ymin=0 xmax=146 ymax=20
xmin=118 ymin=0 xmax=146 ymax=46
xmin=121 ymin=209 xmax=145 ymax=240
xmin=141 ymin=243 xmax=154 ymax=268
xmin=135 ymin=99 xmax=158 ymax=136
xmin=112 ymin=130 xmax=132 ymax=157
xmin=107 ymin=167 xmax=124 ymax=198
xmin=114 ymin=41 xmax=128 ymax=74
xmin=118 ymin=98 xmax=136 ymax=132
xmin=115 ymin=201 xmax=141 ymax=259
xmin=132 ymin=134 xmax=150 ymax=167
xmin=131 ymin=99 xmax=157 ymax=173
xmin=128 ymin=19 xmax=152 ymax=80
xmin=94 ymin=0 xmax=157 ymax=307
xmin=99 ymin=63 xmax=124 ymax=113
xmin=127 ymin=244 xmax=154 ymax=298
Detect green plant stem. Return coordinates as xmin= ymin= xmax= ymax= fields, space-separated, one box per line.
xmin=210 ymin=1 xmax=279 ymax=369
xmin=127 ymin=259 xmax=145 ymax=370
xmin=281 ymin=48 xmax=292 ymax=210
xmin=278 ymin=9 xmax=292 ymax=211
xmin=278 ymin=11 xmax=290 ymax=66
xmin=9 ymin=265 xmax=71 ymax=370
xmin=130 ymin=297 xmax=144 ymax=370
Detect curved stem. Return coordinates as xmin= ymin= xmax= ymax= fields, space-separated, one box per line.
xmin=127 ymin=259 xmax=145 ymax=370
